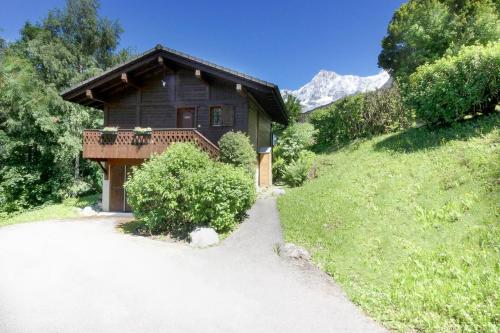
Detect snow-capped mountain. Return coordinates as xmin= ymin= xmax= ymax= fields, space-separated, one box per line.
xmin=283 ymin=70 xmax=391 ymax=112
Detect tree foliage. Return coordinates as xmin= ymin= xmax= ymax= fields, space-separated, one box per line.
xmin=273 ymin=93 xmax=303 ymax=135
xmin=404 ymin=43 xmax=500 ymax=125
xmin=0 ymin=0 xmax=130 ymax=214
xmin=284 ymin=93 xmax=302 ymax=123
xmin=379 ymin=0 xmax=500 ymax=79
xmin=310 ymin=85 xmax=412 ymax=149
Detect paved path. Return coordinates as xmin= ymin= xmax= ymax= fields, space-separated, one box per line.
xmin=0 ymin=197 xmax=386 ymax=333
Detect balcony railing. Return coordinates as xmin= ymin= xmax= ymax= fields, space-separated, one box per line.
xmin=83 ymin=128 xmax=219 ymax=160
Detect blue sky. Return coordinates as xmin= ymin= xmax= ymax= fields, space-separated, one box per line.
xmin=1 ymin=0 xmax=405 ymax=89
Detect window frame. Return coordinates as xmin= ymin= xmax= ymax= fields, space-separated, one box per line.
xmin=210 ymin=105 xmax=224 ymax=127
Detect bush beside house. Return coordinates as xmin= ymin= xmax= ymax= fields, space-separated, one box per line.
xmin=186 ymin=163 xmax=255 ymax=232
xmin=125 ymin=143 xmax=256 ymax=236
xmin=218 ymin=131 xmax=256 ymax=176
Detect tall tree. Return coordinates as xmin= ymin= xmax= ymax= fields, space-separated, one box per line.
xmin=43 ymin=0 xmax=124 ymax=70
xmin=378 ymin=0 xmax=500 ymax=79
xmin=284 ymin=93 xmax=303 ymax=124
xmin=14 ymin=0 xmax=129 ymax=89
xmin=273 ymin=93 xmax=303 ymax=136
xmin=0 ymin=0 xmax=130 ymax=214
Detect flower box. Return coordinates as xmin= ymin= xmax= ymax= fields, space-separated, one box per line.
xmin=100 ymin=127 xmax=118 ymax=135
xmin=134 ymin=127 xmax=153 ymax=136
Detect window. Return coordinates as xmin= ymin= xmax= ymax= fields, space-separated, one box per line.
xmin=211 ymin=106 xmax=223 ymax=126
xmin=210 ymin=105 xmax=234 ymax=127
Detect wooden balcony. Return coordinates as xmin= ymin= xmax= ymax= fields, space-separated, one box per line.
xmin=83 ymin=128 xmax=219 ymax=160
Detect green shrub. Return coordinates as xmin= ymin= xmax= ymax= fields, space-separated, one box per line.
xmin=310 ymin=84 xmax=412 ymax=148
xmin=277 ymin=122 xmax=316 ymax=155
xmin=282 ymin=150 xmax=315 ymax=187
xmin=125 ymin=143 xmax=256 ymax=235
xmin=273 ymin=123 xmax=317 ymax=183
xmin=186 ymin=164 xmax=256 ymax=232
xmin=0 ymin=167 xmax=39 ymax=213
xmin=405 ymin=43 xmax=500 ymax=125
xmin=272 ymin=156 xmax=287 ymax=182
xmin=364 ymin=83 xmax=413 ymax=133
xmin=310 ymin=94 xmax=365 ymax=148
xmin=218 ymin=131 xmax=256 ymax=175
xmin=124 ymin=143 xmax=210 ymax=234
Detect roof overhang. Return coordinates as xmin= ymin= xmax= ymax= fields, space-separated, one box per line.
xmin=61 ymin=45 xmax=288 ymax=125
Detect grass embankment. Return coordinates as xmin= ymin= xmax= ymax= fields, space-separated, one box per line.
xmin=278 ymin=114 xmax=499 ymax=332
xmin=0 ymin=194 xmax=99 ymax=227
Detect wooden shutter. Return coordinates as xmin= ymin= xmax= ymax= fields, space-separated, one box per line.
xmin=222 ymin=105 xmax=234 ymax=126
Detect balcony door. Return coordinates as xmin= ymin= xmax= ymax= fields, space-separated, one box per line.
xmin=177 ymin=108 xmax=195 ymax=128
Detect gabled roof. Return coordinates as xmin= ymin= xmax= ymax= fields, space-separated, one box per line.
xmin=61 ymin=44 xmax=288 ymax=124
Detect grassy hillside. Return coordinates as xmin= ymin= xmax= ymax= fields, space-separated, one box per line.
xmin=278 ymin=113 xmax=499 ymax=332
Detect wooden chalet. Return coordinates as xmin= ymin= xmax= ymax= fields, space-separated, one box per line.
xmin=61 ymin=44 xmax=287 ymax=212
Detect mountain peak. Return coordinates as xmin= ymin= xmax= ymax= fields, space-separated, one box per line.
xmin=313 ymin=69 xmax=338 ymax=80
xmin=283 ymin=70 xmax=391 ymax=112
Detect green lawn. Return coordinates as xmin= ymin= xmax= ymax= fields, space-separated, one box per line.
xmin=278 ymin=113 xmax=499 ymax=332
xmin=0 ymin=194 xmax=99 ymax=227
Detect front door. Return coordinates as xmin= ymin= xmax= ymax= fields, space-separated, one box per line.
xmin=109 ymin=164 xmax=125 ymax=212
xmin=177 ymin=108 xmax=195 ymax=128
xmin=109 ymin=163 xmax=139 ymax=212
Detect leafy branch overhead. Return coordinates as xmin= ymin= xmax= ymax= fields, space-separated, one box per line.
xmin=378 ymin=0 xmax=500 ymax=79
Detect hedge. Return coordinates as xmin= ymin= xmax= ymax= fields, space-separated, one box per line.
xmin=405 ymin=43 xmax=500 ymax=125
xmin=310 ymin=84 xmax=411 ymax=148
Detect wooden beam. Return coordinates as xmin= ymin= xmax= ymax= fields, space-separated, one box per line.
xmin=194 ymin=69 xmax=208 ymax=85
xmin=75 ymin=94 xmax=89 ymax=104
xmin=99 ymin=79 xmax=125 ymax=93
xmin=157 ymin=56 xmax=174 ymax=73
xmin=133 ymin=64 xmax=162 ymax=78
xmin=82 ymin=99 xmax=95 ymax=106
xmin=85 ymin=89 xmax=106 ymax=103
xmin=64 ymin=55 xmax=165 ymax=100
xmin=105 ymin=84 xmax=129 ymax=97
xmin=120 ymin=73 xmax=140 ymax=89
xmin=236 ymin=83 xmax=246 ymax=96
xmin=195 ymin=69 xmax=202 ymax=79
xmin=159 ymin=52 xmax=270 ymax=93
xmin=96 ymin=161 xmax=107 ymax=174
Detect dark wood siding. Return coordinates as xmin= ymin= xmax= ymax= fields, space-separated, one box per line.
xmin=176 ymin=69 xmax=209 ymax=101
xmin=103 ymin=70 xmax=247 ymax=144
xmin=108 ymin=104 xmax=136 ymax=128
xmin=141 ymin=105 xmax=176 ymax=127
xmin=248 ymin=95 xmax=271 ymax=149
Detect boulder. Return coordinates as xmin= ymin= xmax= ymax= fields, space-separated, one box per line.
xmin=281 ymin=243 xmax=311 ymax=261
xmin=273 ymin=188 xmax=286 ymax=196
xmin=80 ymin=206 xmax=97 ymax=217
xmin=189 ymin=227 xmax=219 ymax=248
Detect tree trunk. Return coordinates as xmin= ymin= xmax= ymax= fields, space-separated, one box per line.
xmin=75 ymin=153 xmax=80 ymax=180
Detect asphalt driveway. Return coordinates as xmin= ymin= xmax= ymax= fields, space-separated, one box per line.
xmin=0 ymin=197 xmax=386 ymax=333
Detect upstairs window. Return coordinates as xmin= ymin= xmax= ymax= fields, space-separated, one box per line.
xmin=210 ymin=106 xmax=234 ymax=127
